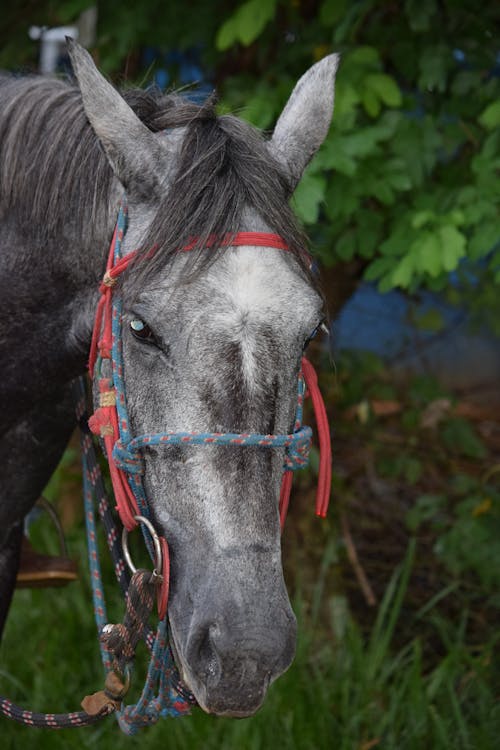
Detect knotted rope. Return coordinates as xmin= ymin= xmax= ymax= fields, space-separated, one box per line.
xmin=111 ymin=425 xmax=313 ymax=475
xmin=81 ymin=569 xmax=156 ymax=717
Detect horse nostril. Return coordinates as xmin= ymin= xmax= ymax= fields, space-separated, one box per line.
xmin=197 ymin=625 xmax=221 ymax=685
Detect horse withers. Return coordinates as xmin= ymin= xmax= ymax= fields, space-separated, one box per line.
xmin=0 ymin=41 xmax=337 ymax=717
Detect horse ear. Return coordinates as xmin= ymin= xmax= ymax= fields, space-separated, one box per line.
xmin=269 ymin=54 xmax=339 ymax=191
xmin=66 ymin=39 xmax=169 ymax=200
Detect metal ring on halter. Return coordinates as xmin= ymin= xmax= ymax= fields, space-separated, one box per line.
xmin=121 ymin=515 xmax=163 ymax=583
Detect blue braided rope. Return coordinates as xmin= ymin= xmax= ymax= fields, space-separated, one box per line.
xmin=77 ymin=378 xmax=193 ymax=733
xmin=112 ymin=423 xmax=312 ymax=476
xmin=116 ymin=619 xmax=190 ymax=735
xmin=81 ymin=436 xmax=112 ymax=671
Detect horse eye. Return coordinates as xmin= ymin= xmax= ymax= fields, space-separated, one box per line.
xmin=303 ymin=319 xmax=329 ymax=350
xmin=130 ymin=318 xmax=156 ymax=344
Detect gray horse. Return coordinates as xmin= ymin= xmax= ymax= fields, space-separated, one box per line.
xmin=0 ymin=41 xmax=337 ymax=716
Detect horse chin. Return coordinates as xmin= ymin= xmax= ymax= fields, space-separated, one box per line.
xmin=193 ymin=683 xmax=268 ymax=718
xmin=178 ymin=669 xmax=270 ymax=718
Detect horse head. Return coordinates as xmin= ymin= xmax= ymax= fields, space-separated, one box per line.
xmin=68 ymin=41 xmax=337 ymax=717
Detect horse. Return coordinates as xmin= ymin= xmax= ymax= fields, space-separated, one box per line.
xmin=0 ymin=40 xmax=337 ymax=717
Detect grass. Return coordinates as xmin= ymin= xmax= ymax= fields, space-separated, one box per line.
xmin=1 ymin=519 xmax=498 ymax=750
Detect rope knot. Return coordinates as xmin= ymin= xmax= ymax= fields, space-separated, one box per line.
xmin=112 ymin=440 xmax=145 ymax=475
xmin=100 ymin=570 xmax=155 ymax=672
xmin=102 ymin=270 xmax=118 ymax=288
xmin=88 ymin=408 xmax=114 ymax=438
xmin=284 ymin=425 xmax=313 ymax=471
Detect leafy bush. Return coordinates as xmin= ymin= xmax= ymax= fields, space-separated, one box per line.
xmin=2 ymin=0 xmax=498 ymax=309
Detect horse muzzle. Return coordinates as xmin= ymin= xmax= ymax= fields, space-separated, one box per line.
xmin=170 ymin=595 xmax=297 ymax=716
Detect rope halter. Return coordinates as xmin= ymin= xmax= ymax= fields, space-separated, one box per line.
xmin=88 ymin=202 xmax=332 ymax=619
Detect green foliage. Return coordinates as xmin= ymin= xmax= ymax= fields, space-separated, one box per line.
xmin=212 ymin=0 xmax=499 ymax=307
xmin=216 ymin=0 xmax=277 ymax=51
xmin=407 ymin=473 xmax=500 ymax=592
xmin=1 ymin=528 xmax=498 ymax=749
xmin=1 ymin=0 xmax=499 ymax=317
xmin=479 ymin=100 xmax=500 ymax=131
xmin=335 ymin=351 xmax=500 ymax=615
xmin=440 ymin=417 xmax=486 ymax=459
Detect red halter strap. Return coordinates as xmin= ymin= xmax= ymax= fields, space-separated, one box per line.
xmin=182 ymin=232 xmax=290 ymax=252
xmin=301 ymin=357 xmax=332 ymax=518
xmin=89 ymin=232 xmax=289 ymax=375
xmin=278 ymin=359 xmax=332 ymax=526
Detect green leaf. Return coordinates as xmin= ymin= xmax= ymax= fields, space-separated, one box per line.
xmin=324 ymin=178 xmax=360 ymax=220
xmin=362 ymin=87 xmax=381 ymax=118
xmin=468 ymin=222 xmax=499 ymax=260
xmin=418 ymin=44 xmax=449 ymax=92
xmin=364 ymin=256 xmax=395 ymax=281
xmin=335 ymin=230 xmax=357 ymax=260
xmin=447 ymin=209 xmax=465 ymax=227
xmin=438 ymin=225 xmax=466 ymax=272
xmin=412 ymin=210 xmax=435 ymax=229
xmin=216 ymin=0 xmax=277 ymax=50
xmin=321 ymin=135 xmax=358 ymax=175
xmin=334 ymin=81 xmax=361 ymax=117
xmin=365 ymin=73 xmax=402 ymax=108
xmin=462 ymin=196 xmax=496 ymax=225
xmin=481 ymin=131 xmax=500 ymax=161
xmin=391 ymin=253 xmax=416 ymax=287
xmin=411 ymin=232 xmax=441 ymax=276
xmin=379 ymin=221 xmax=416 ymax=257
xmin=345 ymin=46 xmax=380 ymax=67
xmin=292 ymin=171 xmax=327 ymax=224
xmin=406 ymin=494 xmax=447 ymax=532
xmin=242 ymin=94 xmax=276 ymax=128
xmin=391 ymin=225 xmax=467 ymax=282
xmin=338 ymin=131 xmax=379 ymax=158
xmin=360 ymin=169 xmax=395 ymax=204
xmin=357 ymin=212 xmax=384 ymax=258
xmin=388 ymin=222 xmax=464 ymax=288
xmin=216 ymin=17 xmax=238 ymax=51
xmin=441 ymin=418 xmax=486 ymax=459
xmin=386 ymin=170 xmax=412 ymax=191
xmin=479 ymin=100 xmax=500 ymax=131
xmin=378 ymin=272 xmax=396 ymax=293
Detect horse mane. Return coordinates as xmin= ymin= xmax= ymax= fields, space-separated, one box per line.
xmin=0 ymin=74 xmax=312 ymax=285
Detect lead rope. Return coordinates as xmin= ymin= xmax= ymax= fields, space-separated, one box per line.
xmin=0 ymin=383 xmax=117 ymax=729
xmin=0 ymin=379 xmax=194 ymax=731
xmin=77 ymin=378 xmax=194 ymax=734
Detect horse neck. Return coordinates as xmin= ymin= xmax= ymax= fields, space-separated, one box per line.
xmin=0 ymin=74 xmax=123 ymax=305
xmin=0 ymin=180 xmax=121 ymax=429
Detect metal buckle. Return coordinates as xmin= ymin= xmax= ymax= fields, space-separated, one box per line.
xmin=121 ymin=515 xmax=163 ymax=583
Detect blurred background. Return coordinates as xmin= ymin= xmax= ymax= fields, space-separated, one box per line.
xmin=1 ymin=1 xmax=499 ymax=748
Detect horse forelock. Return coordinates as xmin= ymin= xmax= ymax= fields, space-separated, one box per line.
xmin=125 ymin=110 xmax=316 ymax=293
